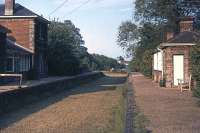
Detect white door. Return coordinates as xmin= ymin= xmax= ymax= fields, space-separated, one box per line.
xmin=173 ymin=55 xmax=184 ymax=86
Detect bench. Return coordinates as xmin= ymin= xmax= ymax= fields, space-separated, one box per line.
xmin=0 ymin=74 xmax=23 ymax=88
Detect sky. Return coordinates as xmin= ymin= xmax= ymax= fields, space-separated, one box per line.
xmin=0 ymin=0 xmax=133 ymax=59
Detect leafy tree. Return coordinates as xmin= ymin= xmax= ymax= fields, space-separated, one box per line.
xmin=117 ymin=21 xmax=139 ymax=56
xmin=117 ymin=56 xmax=125 ymax=62
xmin=117 ymin=21 xmax=163 ymax=76
xmin=48 ymin=20 xmax=84 ymax=76
xmin=48 ymin=43 xmax=80 ymax=76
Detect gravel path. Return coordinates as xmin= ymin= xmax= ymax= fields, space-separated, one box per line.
xmin=131 ymin=73 xmax=200 ymax=133
xmin=0 ymin=74 xmax=126 ymax=133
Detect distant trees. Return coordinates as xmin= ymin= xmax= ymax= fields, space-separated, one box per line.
xmin=92 ymin=54 xmax=121 ymax=70
xmin=48 ymin=20 xmax=121 ymax=76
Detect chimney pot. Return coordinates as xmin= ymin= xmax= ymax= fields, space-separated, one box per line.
xmin=179 ymin=17 xmax=194 ymax=32
xmin=5 ymin=0 xmax=15 ymax=16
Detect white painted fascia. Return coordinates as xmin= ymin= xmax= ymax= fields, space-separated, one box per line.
xmin=160 ymin=43 xmax=196 ymax=46
xmin=0 ymin=15 xmax=38 ymax=18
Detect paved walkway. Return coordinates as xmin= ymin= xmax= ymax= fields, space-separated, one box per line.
xmin=131 ymin=73 xmax=200 ymax=133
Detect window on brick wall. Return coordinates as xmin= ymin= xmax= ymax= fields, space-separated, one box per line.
xmin=38 ymin=23 xmax=45 ymax=40
xmin=6 ymin=57 xmax=14 ymax=72
xmin=19 ymin=55 xmax=31 ymax=72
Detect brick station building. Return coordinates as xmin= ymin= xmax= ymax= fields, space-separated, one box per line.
xmin=0 ymin=0 xmax=49 ymax=80
xmin=153 ymin=17 xmax=200 ymax=88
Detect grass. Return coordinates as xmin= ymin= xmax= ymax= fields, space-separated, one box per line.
xmin=104 ymin=83 xmax=149 ymax=133
xmin=133 ymin=111 xmax=149 ymax=133
xmin=125 ymin=82 xmax=149 ymax=133
xmin=99 ymin=85 xmax=127 ymax=133
xmin=112 ymin=85 xmax=127 ymax=133
xmin=132 ymin=85 xmax=150 ymax=133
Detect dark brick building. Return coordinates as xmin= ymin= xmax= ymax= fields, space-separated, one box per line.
xmin=0 ymin=0 xmax=48 ymax=79
xmin=153 ymin=17 xmax=199 ymax=88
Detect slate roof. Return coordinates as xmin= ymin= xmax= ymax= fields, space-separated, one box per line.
xmin=6 ymin=39 xmax=33 ymax=54
xmin=166 ymin=31 xmax=200 ymax=43
xmin=159 ymin=31 xmax=200 ymax=48
xmin=0 ymin=3 xmax=48 ymax=22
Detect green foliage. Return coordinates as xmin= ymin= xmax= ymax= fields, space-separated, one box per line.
xmin=112 ymin=86 xmax=127 ymax=133
xmin=48 ymin=43 xmax=80 ymax=76
xmin=190 ymin=44 xmax=200 ymax=97
xmin=118 ymin=22 xmax=162 ymax=76
xmin=117 ymin=21 xmax=139 ymax=56
xmin=48 ymin=20 xmax=83 ymax=76
xmin=92 ymin=54 xmax=121 ymax=70
xmin=160 ymin=79 xmax=166 ymax=87
xmin=134 ymin=113 xmax=149 ymax=133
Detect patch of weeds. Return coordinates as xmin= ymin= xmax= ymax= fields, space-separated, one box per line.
xmin=134 ymin=111 xmax=150 ymax=133
xmin=113 ymin=86 xmax=127 ymax=133
xmin=106 ymin=85 xmax=127 ymax=133
xmin=131 ymin=84 xmax=150 ymax=133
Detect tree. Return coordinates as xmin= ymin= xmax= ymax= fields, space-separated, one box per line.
xmin=117 ymin=21 xmax=139 ymax=56
xmin=48 ymin=43 xmax=80 ymax=76
xmin=48 ymin=20 xmax=84 ymax=76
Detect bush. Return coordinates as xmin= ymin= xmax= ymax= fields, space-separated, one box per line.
xmin=159 ymin=79 xmax=166 ymax=87
xmin=190 ymin=44 xmax=200 ymax=97
xmin=48 ymin=43 xmax=81 ymax=76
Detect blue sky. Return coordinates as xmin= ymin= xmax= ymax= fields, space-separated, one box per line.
xmin=0 ymin=0 xmax=133 ymax=59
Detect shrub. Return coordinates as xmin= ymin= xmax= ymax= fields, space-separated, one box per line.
xmin=48 ymin=43 xmax=81 ymax=76
xmin=159 ymin=79 xmax=166 ymax=87
xmin=190 ymin=44 xmax=200 ymax=97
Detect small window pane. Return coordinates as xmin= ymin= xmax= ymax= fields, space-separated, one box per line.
xmin=6 ymin=58 xmax=13 ymax=72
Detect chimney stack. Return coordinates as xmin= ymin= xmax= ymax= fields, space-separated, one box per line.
xmin=179 ymin=17 xmax=194 ymax=32
xmin=166 ymin=32 xmax=174 ymax=41
xmin=5 ymin=0 xmax=15 ymax=16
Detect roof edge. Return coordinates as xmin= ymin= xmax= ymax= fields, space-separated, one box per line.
xmin=159 ymin=43 xmax=196 ymax=49
xmin=0 ymin=15 xmax=49 ymax=23
xmin=0 ymin=15 xmax=37 ymax=18
xmin=7 ymin=39 xmax=34 ymax=54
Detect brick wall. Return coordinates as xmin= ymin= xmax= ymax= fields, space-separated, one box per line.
xmin=163 ymin=46 xmax=191 ymax=88
xmin=0 ymin=18 xmax=35 ymax=52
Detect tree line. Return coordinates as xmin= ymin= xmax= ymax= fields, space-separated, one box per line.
xmin=48 ymin=20 xmax=122 ymax=76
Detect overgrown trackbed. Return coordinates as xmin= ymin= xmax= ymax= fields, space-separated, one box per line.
xmin=131 ymin=73 xmax=200 ymax=133
xmin=0 ymin=73 xmax=126 ymax=133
